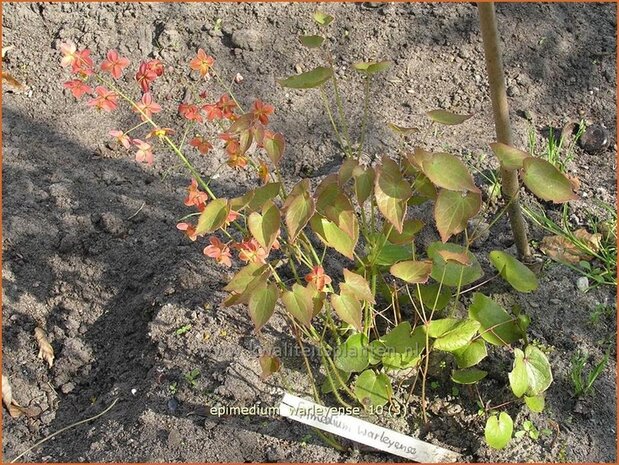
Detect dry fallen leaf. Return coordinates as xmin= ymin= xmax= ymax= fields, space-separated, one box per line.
xmin=2 ymin=45 xmax=15 ymax=59
xmin=34 ymin=327 xmax=55 ymax=368
xmin=540 ymin=228 xmax=602 ymax=264
xmin=2 ymin=375 xmax=40 ymax=418
xmin=437 ymin=249 xmax=471 ymax=265
xmin=2 ymin=71 xmax=25 ymax=92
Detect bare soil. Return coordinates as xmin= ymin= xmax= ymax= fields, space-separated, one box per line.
xmin=2 ymin=2 xmax=616 ymax=462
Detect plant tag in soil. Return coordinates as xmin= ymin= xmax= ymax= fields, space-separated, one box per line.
xmin=279 ymin=393 xmax=459 ymax=462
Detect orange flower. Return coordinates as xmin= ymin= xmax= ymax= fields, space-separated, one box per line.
xmin=179 ymin=103 xmax=203 ymax=122
xmin=184 ymin=179 xmax=208 ymax=211
xmin=101 ymin=49 xmax=130 ymax=79
xmin=133 ymin=139 xmax=154 ymax=165
xmin=203 ymin=236 xmax=232 ymax=267
xmin=87 ymin=86 xmax=118 ymax=112
xmin=190 ymin=48 xmax=215 ymax=77
xmin=217 ymin=94 xmax=237 ymax=120
xmin=63 ymin=79 xmax=92 ymax=99
xmin=258 ymin=161 xmax=269 ymax=184
xmin=305 ymin=266 xmax=332 ymax=291
xmin=236 ymin=238 xmax=268 ymax=264
xmin=252 ymin=100 xmax=274 ymax=125
xmin=135 ymin=92 xmax=162 ymax=121
xmin=176 ymin=222 xmax=199 ymax=241
xmin=109 ymin=130 xmax=132 ymax=149
xmin=225 ymin=209 xmax=239 ymax=226
xmin=190 ymin=136 xmax=213 ymax=155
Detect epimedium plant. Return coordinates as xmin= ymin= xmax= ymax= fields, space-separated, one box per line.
xmin=60 ymin=10 xmax=577 ymax=451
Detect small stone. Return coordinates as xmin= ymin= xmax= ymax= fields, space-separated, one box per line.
xmin=167 ymin=397 xmax=179 ymax=414
xmin=60 ymin=382 xmax=75 ymax=394
xmin=576 ymin=276 xmax=589 ymax=293
xmin=579 ymin=124 xmax=610 ymax=154
xmin=231 ymin=29 xmax=262 ymax=51
xmin=506 ymin=85 xmax=520 ymax=97
xmin=529 ymin=301 xmax=540 ymax=308
xmin=131 ymin=388 xmax=137 ymax=396
xmin=550 ymin=298 xmax=561 ymax=305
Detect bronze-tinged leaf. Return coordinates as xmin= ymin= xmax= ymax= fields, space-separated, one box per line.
xmin=421 ymin=152 xmax=480 ymax=194
xmin=259 ymin=354 xmax=282 ymax=379
xmin=309 ymin=214 xmax=357 ymax=259
xmin=341 ymin=269 xmax=375 ymax=304
xmin=331 ymin=292 xmax=363 ymax=332
xmin=522 ymin=158 xmax=578 ymax=203
xmin=489 ymin=142 xmax=531 ymax=170
xmin=195 ymin=199 xmax=230 ymax=235
xmin=278 ymin=67 xmax=333 ymax=89
xmin=426 ymin=109 xmax=473 ymax=125
xmin=284 ymin=181 xmax=315 ymax=241
xmin=299 ymin=35 xmax=325 ymax=48
xmin=434 ymin=189 xmax=482 ymax=242
xmin=247 ymin=200 xmax=281 ymax=251
xmin=248 ymin=283 xmax=278 ymax=332
xmin=375 ymin=156 xmax=412 ymax=233
xmin=264 ymin=132 xmax=285 ymax=166
xmin=385 ymin=218 xmax=424 ymax=245
xmin=281 ymin=283 xmax=315 ymax=327
xmin=354 ymin=166 xmax=375 ymax=205
xmin=437 ymin=249 xmax=471 ymax=265
xmin=338 ymin=158 xmax=359 ymax=184
xmin=390 ymin=260 xmax=433 ymax=284
xmin=387 ymin=122 xmax=420 ymax=136
xmin=34 ymin=327 xmax=54 ymax=368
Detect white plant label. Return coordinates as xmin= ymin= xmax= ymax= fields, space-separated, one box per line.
xmin=279 ymin=393 xmax=460 ymax=462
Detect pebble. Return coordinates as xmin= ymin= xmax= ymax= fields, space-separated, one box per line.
xmin=60 ymin=382 xmax=75 ymax=394
xmin=550 ymin=298 xmax=561 ymax=305
xmin=579 ymin=124 xmax=610 ymax=153
xmin=231 ymin=29 xmax=262 ymax=51
xmin=167 ymin=397 xmax=179 ymax=414
xmin=576 ymin=276 xmax=589 ymax=293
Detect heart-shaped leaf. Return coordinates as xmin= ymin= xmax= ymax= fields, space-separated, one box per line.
xmin=522 ymin=157 xmax=578 ymax=203
xmin=281 ymin=283 xmax=315 ymax=327
xmin=338 ymin=158 xmax=359 ymax=184
xmin=509 ymin=348 xmax=529 ymax=398
xmin=279 ymin=67 xmax=333 ymax=89
xmin=524 ymin=395 xmax=545 ymax=413
xmin=299 ymin=35 xmax=324 ymax=48
xmin=353 ymin=60 xmax=391 ymax=75
xmin=375 ymin=156 xmax=412 ymax=233
xmin=246 ymin=182 xmax=282 ymax=212
xmin=196 ymin=199 xmax=230 ymax=235
xmin=335 ymin=333 xmax=369 ymax=373
xmin=451 ymin=367 xmax=487 ymax=384
xmin=223 ymin=264 xmax=270 ymax=307
xmin=385 ymin=218 xmax=424 ymax=245
xmin=427 ymin=242 xmax=483 ymax=287
xmin=354 ymin=369 xmax=392 ymax=407
xmin=468 ymin=293 xmax=522 ymax=346
xmin=390 ymin=260 xmax=433 ymax=284
xmin=432 ymin=319 xmax=481 ymax=352
xmin=435 ymin=189 xmax=482 ymax=243
xmin=264 ymin=132 xmax=285 ymax=166
xmin=485 ymin=412 xmax=513 ymax=449
xmin=381 ymin=324 xmax=425 ymax=370
xmin=341 ymin=269 xmax=375 ymax=304
xmin=489 ymin=250 xmax=539 ymax=293
xmin=248 ymin=283 xmax=278 ymax=332
xmin=422 ymin=152 xmax=480 ymax=193
xmin=331 ymin=292 xmax=363 ymax=332
xmin=310 ymin=214 xmax=356 ymax=259
xmin=413 ymin=283 xmax=452 ymax=312
xmin=354 ymin=166 xmax=375 ymax=204
xmin=313 ymin=11 xmax=334 ymax=26
xmin=426 ymin=109 xmax=472 ymax=125
xmin=522 ymin=345 xmax=553 ymax=396
xmin=373 ymin=241 xmax=414 ymax=266
xmin=248 ymin=200 xmax=281 ymax=251
xmin=285 ymin=183 xmax=315 ymax=241
xmin=453 ymin=339 xmax=487 ymax=368
xmin=259 ymin=354 xmax=281 ymax=379
xmin=489 ymin=142 xmax=531 ymax=170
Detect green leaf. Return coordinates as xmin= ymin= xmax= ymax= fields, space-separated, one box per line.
xmin=368 ymin=340 xmax=384 ymax=365
xmin=434 ymin=189 xmax=482 ymax=243
xmin=264 ymin=132 xmax=285 ymax=166
xmin=427 ymin=318 xmax=458 ymax=338
xmin=390 ymin=260 xmax=433 ymax=284
xmin=195 ymin=199 xmax=230 ymax=235
xmin=413 ymin=283 xmax=452 ymax=312
xmin=259 ymin=354 xmax=281 ymax=379
xmin=373 ymin=241 xmax=414 ymax=266
xmin=331 ymin=292 xmax=363 ymax=332
xmin=453 ymin=339 xmax=488 ymax=368
xmin=321 ymin=365 xmax=350 ymax=394
xmin=223 ymin=264 xmax=270 ymax=307
xmin=313 ymin=11 xmax=334 ymax=26
xmin=354 ymin=370 xmax=392 ymax=407
xmin=281 ymin=283 xmax=315 ymax=327
xmin=310 ymin=214 xmax=356 ymax=259
xmin=426 ymin=109 xmax=472 ymax=125
xmin=468 ymin=293 xmax=522 ymax=346
xmin=246 ymin=182 xmax=282 ymax=212
xmin=522 ymin=345 xmax=553 ymax=396
xmin=285 ymin=184 xmax=315 ymax=241
xmin=385 ymin=218 xmax=424 ymax=245
xmin=354 ymin=166 xmax=375 ymax=205
xmin=387 ymin=122 xmax=420 ymax=136
xmin=353 ymin=60 xmax=391 ymax=75
xmin=427 ymin=242 xmax=483 ymax=287
xmin=432 ymin=319 xmax=481 ymax=352
xmin=451 ymin=367 xmax=488 ymax=384
xmin=278 ymin=67 xmax=333 ymax=89
xmin=334 ymin=333 xmax=369 ymax=373
xmin=299 ymin=35 xmax=324 ymax=48
xmin=489 ymin=250 xmax=539 ymax=293
xmin=522 ymin=157 xmax=578 ymax=203
xmin=485 ymin=412 xmax=513 ymax=449
xmin=524 ymin=395 xmax=545 ymax=413
xmin=338 ymin=158 xmax=358 ymax=184
xmin=248 ymin=283 xmax=278 ymax=332
xmin=341 ymin=269 xmax=375 ymax=304
xmin=315 ymin=183 xmax=358 ymax=240
xmin=381 ymin=324 xmax=425 ymax=370
xmin=375 ymin=156 xmax=412 ymax=233
xmin=421 ymin=152 xmax=480 ymax=193
xmin=489 ymin=142 xmax=531 ymax=170
xmin=248 ymin=200 xmax=281 ymax=251
xmin=509 ymin=348 xmax=529 ymax=398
